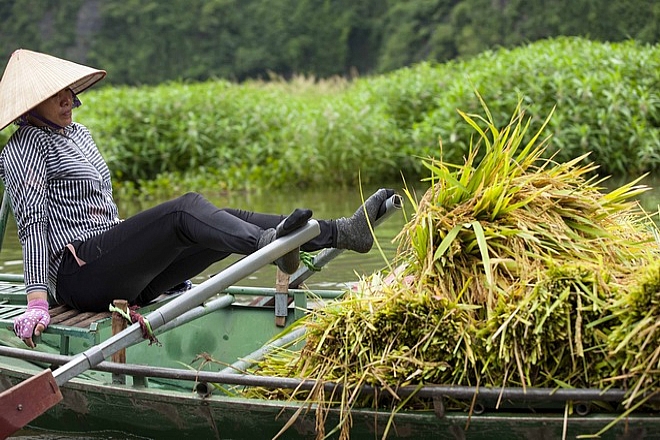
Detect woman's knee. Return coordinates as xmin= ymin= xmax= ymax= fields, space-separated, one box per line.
xmin=173 ymin=192 xmax=207 ymax=211
xmin=180 ymin=191 xmax=203 ymax=203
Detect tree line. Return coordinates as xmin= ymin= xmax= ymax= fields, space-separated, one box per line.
xmin=0 ymin=0 xmax=658 ymax=86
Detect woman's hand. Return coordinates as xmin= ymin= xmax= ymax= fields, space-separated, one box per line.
xmin=14 ymin=298 xmax=50 ymax=348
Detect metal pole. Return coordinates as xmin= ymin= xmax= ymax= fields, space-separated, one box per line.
xmin=52 ymin=220 xmax=320 ymax=386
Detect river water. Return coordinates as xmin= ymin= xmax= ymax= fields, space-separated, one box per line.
xmin=5 ymin=176 xmax=660 ymax=439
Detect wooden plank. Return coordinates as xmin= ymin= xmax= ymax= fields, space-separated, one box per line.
xmin=111 ymin=300 xmax=128 ymax=364
xmin=0 ymin=302 xmax=111 ymax=343
xmin=48 ymin=305 xmax=70 ymax=315
xmin=274 ymin=270 xmax=289 ymax=327
xmin=59 ymin=312 xmax=100 ymax=327
xmin=72 ymin=313 xmax=111 ymax=329
xmin=48 ymin=305 xmax=110 ymax=328
xmin=49 ymin=309 xmax=83 ymax=325
xmin=111 ymin=300 xmax=128 ymax=384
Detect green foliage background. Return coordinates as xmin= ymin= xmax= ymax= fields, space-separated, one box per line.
xmin=2 ymin=38 xmax=654 ymax=195
xmin=0 ymin=0 xmax=658 ymax=193
xmin=0 ymin=0 xmax=658 ymax=84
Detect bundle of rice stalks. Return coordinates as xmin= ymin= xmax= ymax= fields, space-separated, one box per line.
xmin=401 ymin=106 xmax=652 ymax=310
xmin=475 ymin=263 xmax=614 ymax=390
xmin=603 ymin=260 xmax=660 ymax=406
xmin=242 ymin=96 xmax=660 ymax=439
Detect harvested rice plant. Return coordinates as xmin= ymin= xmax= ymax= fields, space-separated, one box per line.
xmin=242 ymin=98 xmax=660 ymax=439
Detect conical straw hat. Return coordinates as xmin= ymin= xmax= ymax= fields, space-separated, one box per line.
xmin=0 ymin=49 xmax=106 ymax=131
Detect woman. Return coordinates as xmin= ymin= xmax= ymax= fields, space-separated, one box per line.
xmin=0 ymin=49 xmax=395 ymax=348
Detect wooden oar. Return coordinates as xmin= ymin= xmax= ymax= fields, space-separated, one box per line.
xmin=0 ymin=220 xmax=320 ymax=438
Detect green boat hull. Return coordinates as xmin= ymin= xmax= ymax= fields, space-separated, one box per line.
xmin=2 ymin=298 xmax=659 ymax=440
xmin=2 ymin=365 xmax=657 ymax=440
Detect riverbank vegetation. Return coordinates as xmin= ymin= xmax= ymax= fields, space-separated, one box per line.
xmin=1 ymin=38 xmax=658 ymax=200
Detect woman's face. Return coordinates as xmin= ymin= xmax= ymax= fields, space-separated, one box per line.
xmin=32 ymin=88 xmax=74 ymax=127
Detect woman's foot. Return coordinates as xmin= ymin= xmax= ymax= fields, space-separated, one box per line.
xmin=258 ymin=208 xmax=313 ymax=274
xmin=336 ymin=188 xmax=395 ymax=253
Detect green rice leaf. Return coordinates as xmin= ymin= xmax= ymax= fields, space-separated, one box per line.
xmin=433 ymin=224 xmax=462 ymax=262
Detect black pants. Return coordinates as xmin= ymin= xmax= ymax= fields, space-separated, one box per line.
xmin=56 ymin=192 xmax=335 ymax=311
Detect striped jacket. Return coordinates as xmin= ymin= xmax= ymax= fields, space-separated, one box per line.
xmin=0 ymin=123 xmax=121 ymax=296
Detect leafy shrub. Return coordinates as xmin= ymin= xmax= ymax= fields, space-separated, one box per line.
xmin=367 ymin=38 xmax=660 ymax=176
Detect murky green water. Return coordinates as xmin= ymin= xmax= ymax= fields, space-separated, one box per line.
xmin=3 ymin=176 xmax=658 ymax=287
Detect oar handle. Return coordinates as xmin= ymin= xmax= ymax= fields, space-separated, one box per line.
xmin=52 ymin=220 xmax=320 ymax=386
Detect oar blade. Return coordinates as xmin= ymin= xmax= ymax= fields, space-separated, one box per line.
xmin=0 ymin=369 xmax=62 ymax=438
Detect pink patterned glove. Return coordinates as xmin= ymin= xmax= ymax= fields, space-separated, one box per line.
xmin=14 ymin=299 xmax=50 ymax=341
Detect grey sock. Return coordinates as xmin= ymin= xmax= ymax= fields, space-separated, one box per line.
xmin=257 ymin=208 xmax=313 ymax=274
xmin=336 ymin=188 xmax=394 ymax=253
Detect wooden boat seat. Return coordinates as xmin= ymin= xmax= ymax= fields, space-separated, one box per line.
xmin=47 ymin=305 xmax=112 ymax=330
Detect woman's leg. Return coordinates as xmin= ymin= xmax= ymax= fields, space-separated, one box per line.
xmin=56 ymin=189 xmax=392 ymax=311
xmin=225 ymin=208 xmax=335 ymax=251
xmin=134 ymin=247 xmax=228 ymax=305
xmin=57 ymin=193 xmax=274 ymax=311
